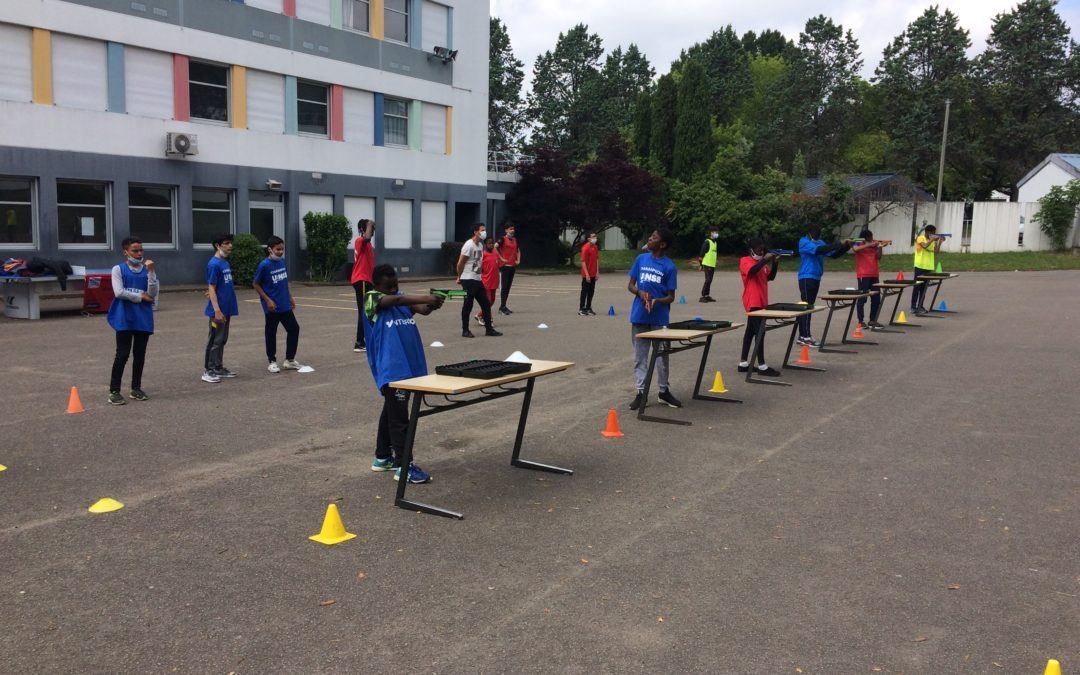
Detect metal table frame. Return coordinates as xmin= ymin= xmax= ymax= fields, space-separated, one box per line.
xmin=919 ymin=273 xmax=959 ymax=315
xmin=744 ymin=306 xmax=826 ymax=387
xmin=818 ymin=291 xmax=879 ymax=353
xmin=873 ymin=281 xmax=924 ymax=332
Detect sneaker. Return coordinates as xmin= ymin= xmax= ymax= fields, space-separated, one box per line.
xmin=585 ymin=308 xmax=596 ymax=316
xmin=353 ymin=342 xmax=365 ymax=353
xmin=628 ymin=392 xmax=644 ymax=410
xmin=462 ymin=330 xmax=475 ymax=338
xmin=499 ymin=307 xmax=512 ymax=315
xmin=371 ymin=456 xmax=398 ymax=472
xmin=737 ymin=364 xmax=750 ymax=373
xmin=578 ymin=309 xmax=588 ymax=316
xmin=108 ymin=390 xmax=126 ymax=406
xmin=868 ymin=320 xmax=885 ymax=329
xmin=267 ymin=361 xmax=281 ymax=373
xmin=914 ymin=307 xmax=929 ymax=316
xmin=758 ymin=366 xmax=782 ymax=377
xmin=657 ymin=390 xmax=683 ymax=408
xmin=213 ymin=368 xmax=237 ymax=379
xmin=128 ymin=388 xmax=149 ymax=401
xmin=282 ymin=359 xmax=301 ymax=370
xmin=485 ymin=328 xmax=503 ymax=337
xmin=201 ymin=371 xmax=221 ymax=383
xmin=394 ymin=464 xmax=432 ymax=484
xmin=475 ymin=314 xmax=485 ymax=325
xmin=796 ymin=336 xmax=817 ymax=347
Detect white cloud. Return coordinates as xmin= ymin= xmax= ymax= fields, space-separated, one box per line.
xmin=492 ymin=0 xmax=1080 ymax=90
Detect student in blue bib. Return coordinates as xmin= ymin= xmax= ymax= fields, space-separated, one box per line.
xmin=203 ymin=233 xmax=238 ymax=383
xmin=106 ymin=237 xmax=159 ymax=405
xmin=363 ymin=264 xmax=444 ymax=484
xmin=796 ymin=224 xmax=852 ymax=347
xmin=253 ymin=235 xmax=301 ymax=373
xmin=627 ymin=228 xmax=681 ymax=412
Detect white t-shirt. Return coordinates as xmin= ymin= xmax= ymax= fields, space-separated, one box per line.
xmin=460 ymin=239 xmax=483 ymax=280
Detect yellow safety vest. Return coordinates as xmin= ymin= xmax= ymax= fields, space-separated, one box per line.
xmin=913 ymin=234 xmax=935 ymax=270
xmin=702 ymin=239 xmax=718 ymax=268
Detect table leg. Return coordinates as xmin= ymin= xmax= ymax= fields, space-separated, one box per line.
xmin=746 ymin=320 xmax=791 ymax=386
xmin=511 ymin=378 xmax=573 ymax=474
xmin=841 ymin=300 xmax=878 ymax=346
xmin=819 ymin=302 xmax=858 ymax=354
xmin=887 ymin=288 xmax=920 ymax=329
xmin=783 ymin=320 xmax=826 ymax=372
xmin=927 ymin=279 xmax=957 ymax=314
xmin=394 ymin=393 xmax=463 ymax=520
xmin=692 ymin=335 xmax=742 ymax=403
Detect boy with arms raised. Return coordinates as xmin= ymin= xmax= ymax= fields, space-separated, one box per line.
xmin=627 ymin=228 xmax=680 ymax=411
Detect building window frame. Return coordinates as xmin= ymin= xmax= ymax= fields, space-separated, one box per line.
xmin=383 ymin=96 xmax=409 ymax=147
xmin=56 ymin=179 xmax=112 ymax=250
xmin=0 ymin=176 xmax=39 ymax=250
xmin=128 ymin=183 xmax=177 ymax=250
xmin=384 ymin=0 xmax=409 ymax=44
xmin=189 ymin=60 xmax=231 ymax=125
xmin=297 ymin=80 xmax=330 ymax=137
xmin=342 ymin=0 xmax=371 ymax=34
xmin=192 ymin=188 xmax=235 ymax=249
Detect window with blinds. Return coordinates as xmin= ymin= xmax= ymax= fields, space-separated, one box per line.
xmin=0 ymin=24 xmax=32 ymax=103
xmin=247 ymin=70 xmax=285 ymax=133
xmin=384 ymin=97 xmax=408 ymax=147
xmin=343 ymin=88 xmax=374 ymax=145
xmin=421 ymin=1 xmax=449 ymax=52
xmin=124 ymin=46 xmax=173 ymax=119
xmin=384 ymin=199 xmax=412 ymax=249
xmin=420 ymin=201 xmax=446 ymax=249
xmin=52 ymin=34 xmax=108 ymax=111
xmin=342 ymin=0 xmax=371 ymax=32
xmin=421 ymin=102 xmax=446 ymax=154
xmin=296 ymin=0 xmax=332 ymax=25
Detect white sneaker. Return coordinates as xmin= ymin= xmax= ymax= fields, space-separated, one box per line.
xmin=267 ymin=361 xmax=281 ymax=373
xmin=201 ymin=371 xmax=221 ymax=383
xmin=282 ymin=359 xmax=302 ymax=370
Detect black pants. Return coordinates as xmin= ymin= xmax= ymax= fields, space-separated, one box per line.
xmin=797 ymin=278 xmax=820 ymax=338
xmin=911 ymin=268 xmax=931 ymax=310
xmin=353 ymin=280 xmax=370 ymax=346
xmin=460 ymin=278 xmax=493 ymax=331
xmin=499 ymin=266 xmax=516 ymax=309
xmin=740 ymin=315 xmax=766 ymax=364
xmin=580 ymin=277 xmax=596 ymax=310
xmin=701 ymin=266 xmax=715 ymax=297
xmin=856 ymin=277 xmax=881 ymax=323
xmin=376 ymin=386 xmax=410 ymax=464
xmin=110 ymin=330 xmax=150 ymax=391
xmin=204 ymin=316 xmax=230 ymax=371
xmin=264 ymin=310 xmax=299 ymax=362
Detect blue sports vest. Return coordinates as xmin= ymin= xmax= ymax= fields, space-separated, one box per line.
xmin=364 ymin=302 xmax=428 ymax=391
xmin=106 ymin=264 xmax=154 ymax=333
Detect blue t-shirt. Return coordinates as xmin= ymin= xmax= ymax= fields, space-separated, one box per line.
xmin=204 ymin=256 xmax=238 ymax=317
xmin=363 ymin=291 xmax=428 ymax=391
xmin=628 ymin=253 xmax=677 ymax=325
xmin=797 ymin=236 xmax=842 ymax=280
xmin=106 ymin=264 xmax=154 ymax=333
xmin=254 ymin=258 xmax=291 ymax=314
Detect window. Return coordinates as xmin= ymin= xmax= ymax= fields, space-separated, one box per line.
xmin=421 ymin=1 xmax=449 ymax=52
xmin=384 ymin=97 xmax=409 ymax=146
xmin=0 ymin=177 xmax=36 ymax=247
xmin=297 ymin=81 xmax=329 ymax=136
xmin=125 ymin=46 xmax=173 ymax=119
xmin=57 ymin=180 xmax=110 ymax=247
xmin=189 ymin=61 xmax=229 ymax=123
xmin=0 ymin=24 xmax=33 ymax=103
xmin=384 ymin=199 xmax=412 ymax=249
xmin=52 ymin=34 xmax=107 ymax=111
xmin=247 ymin=70 xmax=285 ymax=134
xmin=343 ymin=88 xmax=374 ymax=144
xmin=343 ymin=0 xmax=370 ymax=32
xmin=193 ymin=189 xmax=234 ymax=246
xmin=421 ymin=102 xmax=446 ymax=154
xmin=384 ymin=0 xmax=409 ymax=43
xmin=129 ymin=185 xmax=175 ymax=246
xmin=420 ymin=201 xmax=445 ymax=249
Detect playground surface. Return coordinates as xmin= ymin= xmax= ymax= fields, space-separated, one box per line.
xmin=1 ymin=269 xmax=1078 ymax=672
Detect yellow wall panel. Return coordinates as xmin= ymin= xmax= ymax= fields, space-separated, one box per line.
xmin=231 ymin=65 xmax=247 ymax=129
xmin=370 ymin=0 xmax=384 ymax=39
xmin=31 ymin=29 xmax=53 ymax=105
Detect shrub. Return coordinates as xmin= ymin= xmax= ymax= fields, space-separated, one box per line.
xmin=1034 ymin=180 xmax=1080 ymax=250
xmin=303 ymin=212 xmax=351 ymax=281
xmin=441 ymin=241 xmax=465 ymax=274
xmin=229 ymin=233 xmax=263 ymax=287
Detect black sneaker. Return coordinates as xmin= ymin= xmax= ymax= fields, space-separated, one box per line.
xmin=758 ymin=366 xmax=782 ymax=377
xmin=868 ymin=320 xmax=885 ymax=329
xmin=129 ymin=388 xmax=149 ymax=401
xmin=462 ymin=330 xmax=475 ymax=338
xmin=353 ymin=342 xmax=365 ymax=353
xmin=628 ymin=392 xmax=644 ymax=410
xmin=108 ymin=390 xmax=126 ymax=406
xmin=737 ymin=364 xmax=750 ymax=373
xmin=657 ymin=390 xmax=682 ymax=408
xmin=499 ymin=307 xmax=512 ymax=315
xmin=578 ymin=309 xmax=588 ymax=316
xmin=213 ymin=368 xmax=238 ymax=379
xmin=485 ymin=328 xmax=503 ymax=337
xmin=585 ymin=308 xmax=596 ymax=316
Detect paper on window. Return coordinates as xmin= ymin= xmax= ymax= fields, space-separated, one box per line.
xmin=80 ymin=217 xmax=95 ymax=236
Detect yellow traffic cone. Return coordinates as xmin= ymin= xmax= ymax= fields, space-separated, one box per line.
xmin=708 ymin=371 xmax=729 ymax=393
xmin=88 ymin=498 xmax=124 ymax=513
xmin=896 ymin=310 xmax=909 ymax=324
xmin=309 ymin=503 xmax=357 ymax=545
xmin=0 ymin=464 xmax=7 ymax=473
xmin=1044 ymin=659 xmax=1061 ymax=675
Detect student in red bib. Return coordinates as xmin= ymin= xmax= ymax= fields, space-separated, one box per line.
xmin=495 ymin=224 xmax=521 ymax=315
xmin=578 ymin=231 xmax=599 ymax=315
xmin=475 ymin=237 xmax=500 ymax=325
xmin=851 ymin=228 xmax=890 ymax=328
xmin=738 ymin=237 xmax=781 ymax=377
xmin=350 ymin=218 xmax=375 ymax=352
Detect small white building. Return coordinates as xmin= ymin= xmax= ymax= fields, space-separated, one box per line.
xmin=1017 ymin=153 xmax=1080 ymax=203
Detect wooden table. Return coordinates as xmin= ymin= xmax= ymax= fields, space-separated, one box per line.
xmin=744 ymin=306 xmax=826 ymax=387
xmin=2 ymin=274 xmax=87 ymax=319
xmin=872 ymin=281 xmax=925 ymax=331
xmin=817 ymin=291 xmax=879 ymax=353
xmin=389 ymin=359 xmax=574 ymax=519
xmin=918 ymin=273 xmax=959 ymax=315
xmin=635 ymin=323 xmax=745 ymax=426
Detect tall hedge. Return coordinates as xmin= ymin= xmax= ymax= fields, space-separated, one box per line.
xmin=303 ymin=212 xmax=351 ymax=281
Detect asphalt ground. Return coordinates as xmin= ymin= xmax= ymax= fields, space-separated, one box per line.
xmin=1 ymin=269 xmax=1078 ymax=673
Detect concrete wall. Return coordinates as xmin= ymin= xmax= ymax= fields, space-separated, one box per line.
xmin=1018 ymin=162 xmax=1076 ymax=203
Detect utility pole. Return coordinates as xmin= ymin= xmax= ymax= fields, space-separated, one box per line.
xmin=933 ymin=98 xmax=952 ymax=229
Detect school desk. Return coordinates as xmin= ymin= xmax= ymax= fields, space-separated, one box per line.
xmin=634 ymin=323 xmax=745 ymax=426
xmin=743 ymin=306 xmax=827 ymax=387
xmin=872 ymin=280 xmax=925 ymax=331
xmin=817 ymin=290 xmax=879 ymax=353
xmin=389 ymin=359 xmax=574 ymax=519
xmin=918 ymin=273 xmax=960 ymax=315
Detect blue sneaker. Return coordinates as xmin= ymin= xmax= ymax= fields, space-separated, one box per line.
xmin=394 ymin=464 xmax=432 ymax=483
xmin=371 ymin=456 xmax=398 ymax=472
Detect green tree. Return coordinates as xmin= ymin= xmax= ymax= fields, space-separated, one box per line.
xmin=229 ymin=234 xmax=263 ymax=287
xmin=1033 ymin=179 xmax=1080 ymax=249
xmin=488 ymin=17 xmax=526 ymax=154
xmin=677 ymin=26 xmax=751 ymax=124
xmin=648 ymin=73 xmax=678 ymax=176
xmin=592 ymin=44 xmax=655 ymax=140
xmin=525 ymin=24 xmax=604 ymax=162
xmin=574 ymin=135 xmax=666 ymax=247
xmin=976 ymin=0 xmax=1080 ymax=199
xmin=673 ymin=59 xmax=715 ymax=180
xmin=632 ymin=91 xmax=652 ymax=161
xmin=741 ymin=29 xmax=793 ymax=58
xmin=303 ymin=212 xmax=351 ymax=281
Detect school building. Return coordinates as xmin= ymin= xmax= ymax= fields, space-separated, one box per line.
xmin=0 ymin=0 xmax=488 ymax=282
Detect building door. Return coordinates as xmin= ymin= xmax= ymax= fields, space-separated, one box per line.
xmin=249 ymin=202 xmax=283 ymax=244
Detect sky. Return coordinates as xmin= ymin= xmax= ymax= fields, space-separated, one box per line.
xmin=490 ymin=0 xmax=1080 ymax=88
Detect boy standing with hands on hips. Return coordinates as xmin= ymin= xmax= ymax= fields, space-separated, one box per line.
xmin=628 ymin=228 xmax=680 ymax=411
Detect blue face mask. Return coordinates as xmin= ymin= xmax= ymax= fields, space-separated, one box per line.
xmin=127 ymin=256 xmax=143 ymax=265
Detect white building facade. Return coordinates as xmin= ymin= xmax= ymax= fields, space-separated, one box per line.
xmin=0 ymin=0 xmax=489 ymax=281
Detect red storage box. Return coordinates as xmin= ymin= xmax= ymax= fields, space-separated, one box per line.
xmin=82 ymin=273 xmax=114 ymax=314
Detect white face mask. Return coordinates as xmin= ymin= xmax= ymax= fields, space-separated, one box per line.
xmin=751 ymin=252 xmax=763 ymax=261
xmin=478 ymin=230 xmax=487 ymax=239
xmin=127 ymin=256 xmax=143 ymax=266
xmin=710 ymin=233 xmax=718 ymax=240
xmin=588 ymin=238 xmax=597 ymax=245
xmin=269 ymin=253 xmax=284 ymax=261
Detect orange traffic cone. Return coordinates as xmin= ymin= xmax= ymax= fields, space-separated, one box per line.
xmin=852 ymin=323 xmax=865 ymax=339
xmin=601 ymin=409 xmax=624 ymax=438
xmin=797 ymin=345 xmax=812 ymax=364
xmin=66 ymin=386 xmax=85 ymax=414
xmin=896 ymin=270 xmax=905 ymax=281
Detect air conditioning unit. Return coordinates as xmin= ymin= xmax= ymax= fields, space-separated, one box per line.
xmin=165 ymin=132 xmax=198 ymax=157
